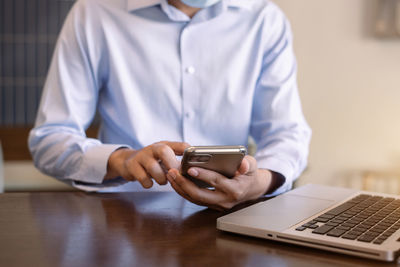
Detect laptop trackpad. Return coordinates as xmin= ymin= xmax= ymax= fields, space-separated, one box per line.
xmin=223 ymin=195 xmax=335 ymax=232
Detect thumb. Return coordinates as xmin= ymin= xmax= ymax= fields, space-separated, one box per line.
xmin=237 ymin=157 xmax=250 ymax=175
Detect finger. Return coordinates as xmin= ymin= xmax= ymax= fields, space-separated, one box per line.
xmin=152 ymin=143 xmax=180 ymax=170
xmin=127 ymin=160 xmax=153 ymax=188
xmin=237 ymin=158 xmax=249 ymax=175
xmin=243 ymin=155 xmax=257 ymax=175
xmin=141 ymin=157 xmax=167 ymax=185
xmin=188 ymin=166 xmax=258 ymax=205
xmin=159 ymin=141 xmax=191 ymax=156
xmin=169 ymin=169 xmax=226 ymax=206
xmin=167 ymin=169 xmax=232 ymax=210
xmin=166 ymin=169 xmax=204 ymax=205
xmin=187 ymin=167 xmax=236 ymax=193
xmin=167 ymin=171 xmax=212 ymax=208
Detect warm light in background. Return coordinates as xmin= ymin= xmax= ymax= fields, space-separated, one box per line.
xmin=375 ymin=0 xmax=400 ymax=37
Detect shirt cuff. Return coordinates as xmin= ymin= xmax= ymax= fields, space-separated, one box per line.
xmin=72 ymin=144 xmax=129 ymax=184
xmin=256 ymin=156 xmax=295 ymax=197
xmin=71 ymin=177 xmax=128 ymax=192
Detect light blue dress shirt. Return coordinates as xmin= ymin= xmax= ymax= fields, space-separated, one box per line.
xmin=29 ymin=0 xmax=311 ymax=195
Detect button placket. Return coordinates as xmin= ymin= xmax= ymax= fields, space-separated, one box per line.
xmin=180 ymin=25 xmax=198 ymax=142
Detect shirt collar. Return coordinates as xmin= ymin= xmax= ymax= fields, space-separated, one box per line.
xmin=126 ymin=0 xmax=161 ymax=11
xmin=226 ymin=0 xmax=254 ymax=10
xmin=126 ymin=0 xmax=252 ymax=11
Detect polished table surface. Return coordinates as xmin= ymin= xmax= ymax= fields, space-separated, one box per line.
xmin=0 ymin=192 xmax=397 ymax=267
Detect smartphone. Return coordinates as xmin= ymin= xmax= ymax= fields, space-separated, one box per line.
xmin=180 ymin=145 xmax=247 ymax=187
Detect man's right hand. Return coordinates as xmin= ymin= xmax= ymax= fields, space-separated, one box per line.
xmin=104 ymin=141 xmax=190 ymax=188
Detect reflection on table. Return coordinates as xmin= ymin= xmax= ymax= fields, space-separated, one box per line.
xmin=0 ymin=191 xmax=395 ymax=267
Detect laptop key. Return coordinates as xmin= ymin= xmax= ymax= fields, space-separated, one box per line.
xmin=326 ymin=222 xmax=340 ymax=227
xmin=381 ymin=232 xmax=392 ymax=238
xmin=325 ymin=203 xmax=356 ymax=216
xmin=330 ymin=219 xmax=346 ymax=224
xmin=314 ymin=217 xmax=330 ymax=223
xmin=373 ymin=239 xmax=384 ymax=245
xmin=305 ymin=220 xmax=317 ymax=225
xmin=369 ymin=228 xmax=385 ymax=234
xmin=358 ymin=235 xmax=376 ymax=243
xmin=385 ymin=229 xmax=396 ymax=235
xmin=352 ymin=226 xmax=368 ymax=232
xmin=341 ymin=222 xmax=357 ymax=228
xmin=376 ymin=235 xmax=388 ymax=241
xmin=295 ymin=226 xmax=306 ymax=231
xmin=347 ymin=231 xmax=363 ymax=237
xmin=327 ymin=228 xmax=347 ymax=237
xmin=342 ymin=233 xmax=358 ymax=240
xmin=349 ymin=229 xmax=364 ymax=235
xmin=312 ymin=225 xmax=334 ymax=234
xmin=340 ymin=213 xmax=353 ymax=218
xmin=319 ymin=214 xmax=335 ymax=219
xmin=336 ymin=225 xmax=351 ymax=230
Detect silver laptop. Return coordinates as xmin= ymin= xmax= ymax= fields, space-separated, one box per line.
xmin=217 ymin=184 xmax=400 ymax=262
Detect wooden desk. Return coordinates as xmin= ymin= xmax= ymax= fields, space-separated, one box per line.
xmin=0 ymin=192 xmax=395 ymax=267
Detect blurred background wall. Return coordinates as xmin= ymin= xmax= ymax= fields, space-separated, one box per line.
xmin=1 ymin=0 xmax=400 ymax=192
xmin=275 ymin=0 xmax=400 ymax=192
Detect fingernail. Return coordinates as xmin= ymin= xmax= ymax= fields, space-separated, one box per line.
xmin=143 ymin=179 xmax=153 ymax=189
xmin=188 ymin=168 xmax=198 ymax=177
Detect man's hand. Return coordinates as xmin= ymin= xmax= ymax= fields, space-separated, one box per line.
xmin=105 ymin=141 xmax=190 ymax=188
xmin=166 ymin=155 xmax=279 ymax=210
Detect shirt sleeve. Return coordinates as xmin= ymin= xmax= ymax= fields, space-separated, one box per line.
xmin=28 ymin=0 xmax=127 ymax=190
xmin=250 ymin=8 xmax=312 ymax=197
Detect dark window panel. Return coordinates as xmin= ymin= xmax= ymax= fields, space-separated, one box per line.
xmin=15 ymin=43 xmax=25 ymax=80
xmin=0 ymin=0 xmax=75 ymax=126
xmin=3 ymin=43 xmax=13 ymax=80
xmin=26 ymin=85 xmax=37 ymax=125
xmin=48 ymin=0 xmax=59 ymax=35
xmin=25 ymin=0 xmax=37 ymax=35
xmin=0 ymin=86 xmax=3 ymax=124
xmin=37 ymin=0 xmax=48 ymax=35
xmin=2 ymin=0 xmax=14 ymax=34
xmin=0 ymin=0 xmax=3 ymax=34
xmin=4 ymin=85 xmax=14 ymax=125
xmin=15 ymin=85 xmax=25 ymax=125
xmin=37 ymin=43 xmax=48 ymax=79
xmin=14 ymin=0 xmax=25 ymax=34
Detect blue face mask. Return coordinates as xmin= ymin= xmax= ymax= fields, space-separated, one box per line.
xmin=181 ymin=0 xmax=222 ymax=8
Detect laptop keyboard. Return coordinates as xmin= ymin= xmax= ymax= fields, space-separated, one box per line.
xmin=295 ymin=194 xmax=400 ymax=245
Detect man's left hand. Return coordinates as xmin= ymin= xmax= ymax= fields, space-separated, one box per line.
xmin=166 ymin=155 xmax=274 ymax=210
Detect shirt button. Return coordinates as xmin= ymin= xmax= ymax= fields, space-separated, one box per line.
xmin=185 ymin=66 xmax=196 ymax=74
xmin=185 ymin=112 xmax=193 ymax=119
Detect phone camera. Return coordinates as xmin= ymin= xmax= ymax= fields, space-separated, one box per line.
xmin=188 ymin=154 xmax=211 ymax=163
